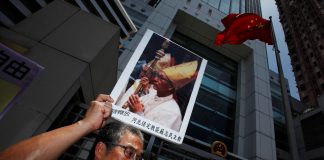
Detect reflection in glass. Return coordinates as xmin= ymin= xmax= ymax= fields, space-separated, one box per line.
xmin=231 ymin=0 xmax=240 ymax=13
xmin=219 ymin=0 xmax=230 ymax=14
xmin=207 ymin=0 xmax=220 ymax=9
xmin=171 ymin=31 xmax=237 ymax=153
xmin=241 ymin=0 xmax=245 ymax=13
xmin=188 ymin=61 xmax=237 ymax=152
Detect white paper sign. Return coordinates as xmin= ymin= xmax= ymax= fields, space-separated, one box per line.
xmin=111 ymin=30 xmax=207 ymax=144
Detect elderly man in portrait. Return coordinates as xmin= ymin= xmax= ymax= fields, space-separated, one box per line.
xmin=125 ymin=60 xmax=198 ymax=131
xmin=115 ymin=52 xmax=174 ymax=108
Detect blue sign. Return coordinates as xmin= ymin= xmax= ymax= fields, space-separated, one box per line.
xmin=0 ymin=43 xmax=44 ymax=119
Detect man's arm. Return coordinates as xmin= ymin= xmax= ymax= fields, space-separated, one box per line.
xmin=0 ymin=94 xmax=113 ymax=160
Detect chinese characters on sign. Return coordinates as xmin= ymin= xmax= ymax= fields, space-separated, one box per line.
xmin=130 ymin=117 xmax=182 ymax=142
xmin=0 ymin=50 xmax=31 ymax=80
xmin=0 ymin=43 xmax=43 ymax=119
xmin=111 ymin=104 xmax=183 ymax=143
xmin=110 ymin=30 xmax=207 ymax=144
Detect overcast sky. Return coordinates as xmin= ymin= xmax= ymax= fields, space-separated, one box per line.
xmin=260 ymin=0 xmax=300 ymax=99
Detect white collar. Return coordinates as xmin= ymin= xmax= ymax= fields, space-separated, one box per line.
xmin=154 ymin=94 xmax=173 ymax=102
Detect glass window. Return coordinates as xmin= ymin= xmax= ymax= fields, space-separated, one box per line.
xmin=190 ymin=103 xmax=215 ymax=129
xmin=302 ymin=113 xmax=324 ymax=151
xmin=207 ymin=0 xmax=220 ymax=9
xmin=274 ymin=122 xmax=289 ymax=151
xmin=273 ymin=108 xmax=286 ymax=124
xmin=272 ymin=95 xmax=284 ymax=111
xmin=148 ymin=0 xmax=161 ymax=7
xmin=270 ymin=82 xmax=283 ymax=97
xmin=171 ymin=31 xmax=237 ymax=152
xmin=188 ymin=69 xmax=236 ymax=150
xmin=271 ymin=80 xmax=289 ymax=151
xmin=219 ymin=0 xmax=230 ymax=14
xmin=196 ymin=89 xmax=235 ymax=117
xmin=231 ymin=0 xmax=240 ymax=13
xmin=123 ymin=6 xmax=148 ymax=28
xmin=202 ymin=75 xmax=236 ymax=100
xmin=241 ymin=0 xmax=245 ymax=13
xmin=187 ymin=122 xmax=233 ymax=150
xmin=205 ymin=63 xmax=237 ymax=88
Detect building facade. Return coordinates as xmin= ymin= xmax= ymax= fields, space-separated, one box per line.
xmin=269 ymin=70 xmax=307 ymax=160
xmin=269 ymin=70 xmax=291 ymax=160
xmin=0 ymin=0 xmax=277 ymax=159
xmin=270 ymin=69 xmax=324 ymax=160
xmin=295 ymin=106 xmax=324 ymax=160
xmin=275 ymin=0 xmax=324 ymax=107
xmin=119 ymin=1 xmax=275 ymax=159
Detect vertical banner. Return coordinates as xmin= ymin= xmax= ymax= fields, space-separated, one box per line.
xmin=111 ymin=30 xmax=207 ymax=144
xmin=0 ymin=43 xmax=43 ymax=119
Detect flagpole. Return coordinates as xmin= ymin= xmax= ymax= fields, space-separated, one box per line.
xmin=269 ymin=16 xmax=299 ymax=160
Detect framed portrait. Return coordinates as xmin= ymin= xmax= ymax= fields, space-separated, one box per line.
xmin=110 ymin=29 xmax=207 ymax=144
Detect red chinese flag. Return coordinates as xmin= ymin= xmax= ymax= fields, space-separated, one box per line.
xmin=215 ymin=13 xmax=273 ymax=45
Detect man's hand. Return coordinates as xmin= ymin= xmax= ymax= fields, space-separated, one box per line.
xmin=128 ymin=94 xmax=144 ymax=113
xmin=156 ymin=49 xmax=165 ymax=58
xmin=82 ymin=94 xmax=114 ymax=132
xmin=0 ymin=94 xmax=114 ymax=160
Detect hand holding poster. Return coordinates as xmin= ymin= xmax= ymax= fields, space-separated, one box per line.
xmin=110 ymin=30 xmax=207 ymax=144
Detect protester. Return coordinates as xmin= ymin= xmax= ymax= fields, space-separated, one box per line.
xmin=0 ymin=94 xmax=144 ymax=160
xmin=88 ymin=121 xmax=144 ymax=160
